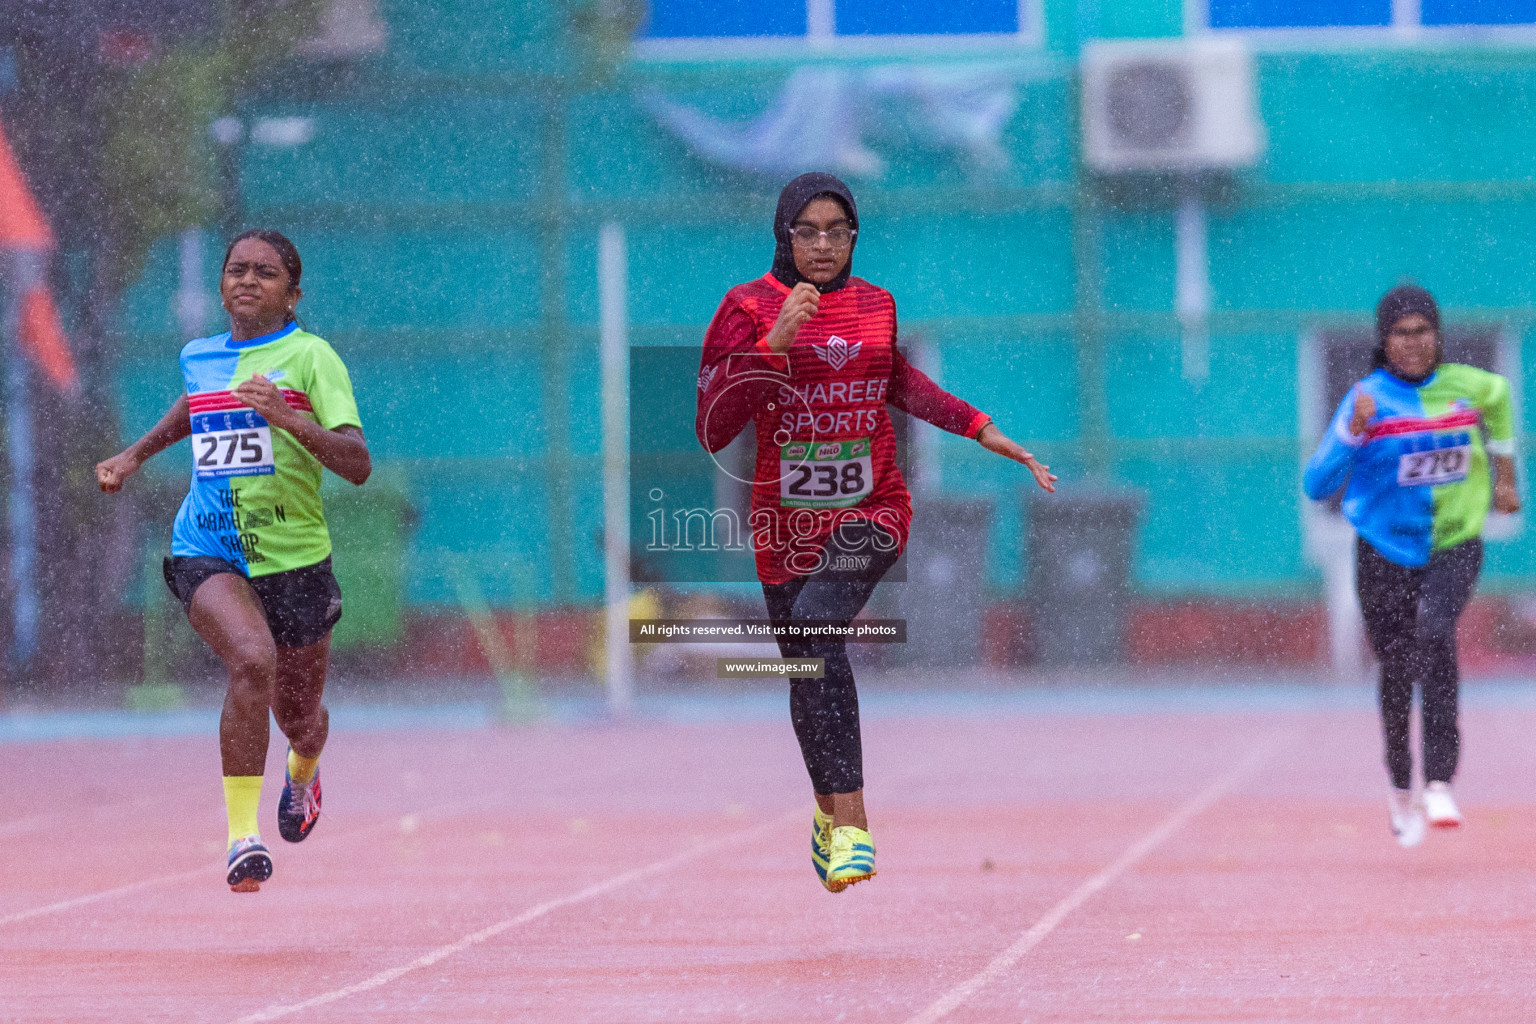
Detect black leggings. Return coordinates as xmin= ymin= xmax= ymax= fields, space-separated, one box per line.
xmin=762 ymin=521 xmax=900 ymax=796
xmin=1356 ymin=537 xmax=1482 ymax=790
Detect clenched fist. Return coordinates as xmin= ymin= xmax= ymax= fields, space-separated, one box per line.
xmin=766 ymin=283 xmax=820 ymax=354
xmin=1348 ymin=391 xmax=1376 ymax=437
xmin=95 ymin=452 xmax=141 ymax=494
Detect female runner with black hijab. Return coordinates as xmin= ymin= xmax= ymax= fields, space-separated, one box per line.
xmin=696 ymin=173 xmax=1057 ymax=891
xmin=1305 ymin=284 xmax=1518 ymax=847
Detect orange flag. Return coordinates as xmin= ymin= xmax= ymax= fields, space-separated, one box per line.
xmin=0 ymin=117 xmax=50 ymax=250
xmin=19 ymin=285 xmax=78 ymax=392
xmin=1 ymin=114 xmax=76 ymax=391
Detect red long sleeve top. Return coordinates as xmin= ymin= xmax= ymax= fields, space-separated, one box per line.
xmin=696 ymin=273 xmax=991 ymax=584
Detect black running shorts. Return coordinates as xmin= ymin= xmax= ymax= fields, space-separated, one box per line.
xmin=163 ymin=555 xmax=343 ymax=649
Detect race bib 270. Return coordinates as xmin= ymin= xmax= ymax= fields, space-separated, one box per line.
xmin=1398 ymin=444 xmax=1470 ymax=487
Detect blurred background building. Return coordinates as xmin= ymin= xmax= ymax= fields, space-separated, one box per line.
xmin=6 ymin=0 xmax=1536 ymax=697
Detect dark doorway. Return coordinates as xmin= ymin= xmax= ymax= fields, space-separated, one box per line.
xmin=1315 ymin=327 xmax=1502 ymax=512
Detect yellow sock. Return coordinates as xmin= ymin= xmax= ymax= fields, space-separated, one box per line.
xmin=287 ymin=748 xmax=320 ymax=786
xmin=223 ymin=776 xmax=263 ymax=846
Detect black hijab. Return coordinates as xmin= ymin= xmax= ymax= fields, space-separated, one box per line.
xmin=770 ymin=172 xmax=859 ymax=294
xmin=1372 ymin=284 xmax=1441 ymax=381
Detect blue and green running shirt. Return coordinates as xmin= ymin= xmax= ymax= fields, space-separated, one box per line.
xmin=1304 ymin=363 xmax=1514 ymax=567
xmin=170 ymin=322 xmax=362 ymax=576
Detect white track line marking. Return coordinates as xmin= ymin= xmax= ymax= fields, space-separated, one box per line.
xmin=0 ymin=867 xmax=213 ymax=927
xmin=0 ymin=796 xmax=149 ymax=839
xmin=230 ymin=809 xmax=800 ymax=1024
xmin=904 ymin=729 xmax=1292 ymax=1024
xmin=0 ymin=810 xmax=76 ymax=838
xmin=0 ymin=776 xmax=536 ymax=928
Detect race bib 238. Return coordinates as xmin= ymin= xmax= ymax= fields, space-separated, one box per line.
xmin=780 ymin=438 xmax=874 ymax=508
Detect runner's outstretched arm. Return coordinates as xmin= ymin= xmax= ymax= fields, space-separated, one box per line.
xmin=887 ymin=347 xmax=1056 ymax=492
xmin=975 ymin=422 xmax=1057 ymax=493
xmin=233 ymin=373 xmax=371 ymax=485
xmin=95 ymin=394 xmax=193 ymax=493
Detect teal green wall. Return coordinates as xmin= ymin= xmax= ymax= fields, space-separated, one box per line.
xmin=115 ymin=3 xmax=1536 ymax=607
xmin=1097 ymin=0 xmax=1184 ymax=39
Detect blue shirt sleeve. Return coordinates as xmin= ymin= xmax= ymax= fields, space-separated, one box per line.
xmin=1304 ymin=386 xmax=1366 ymax=500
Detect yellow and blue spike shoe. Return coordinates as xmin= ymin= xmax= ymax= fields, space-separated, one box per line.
xmin=812 ymin=807 xmax=834 ymax=889
xmin=825 ymin=825 xmax=876 ymax=892
xmin=227 ymin=835 xmax=273 ymax=893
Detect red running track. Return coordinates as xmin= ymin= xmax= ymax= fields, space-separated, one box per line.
xmin=3 ymin=696 xmax=1536 ymax=1022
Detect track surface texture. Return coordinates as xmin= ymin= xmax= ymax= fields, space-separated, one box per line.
xmin=4 ymin=685 xmax=1536 ymax=1023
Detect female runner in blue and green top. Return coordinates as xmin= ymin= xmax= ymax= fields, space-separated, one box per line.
xmin=97 ymin=230 xmax=370 ymax=890
xmin=1304 ymin=285 xmax=1519 ymax=847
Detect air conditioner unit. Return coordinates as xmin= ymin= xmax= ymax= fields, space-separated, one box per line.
xmin=1082 ymin=39 xmax=1263 ymax=174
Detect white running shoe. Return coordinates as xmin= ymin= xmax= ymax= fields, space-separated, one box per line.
xmin=1388 ymin=788 xmax=1426 ymax=848
xmin=1422 ymin=781 xmax=1463 ymax=829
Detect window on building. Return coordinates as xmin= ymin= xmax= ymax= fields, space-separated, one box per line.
xmin=1422 ymin=0 xmax=1536 ymax=25
xmin=643 ymin=0 xmax=806 ymax=38
xmin=834 ymin=0 xmax=1018 ymax=35
xmin=1206 ymin=0 xmax=1536 ymax=29
xmin=641 ymin=0 xmax=1030 ymax=40
xmin=1208 ymin=0 xmax=1390 ymax=29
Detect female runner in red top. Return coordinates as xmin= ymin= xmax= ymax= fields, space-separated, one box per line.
xmin=696 ymin=173 xmax=1056 ymax=891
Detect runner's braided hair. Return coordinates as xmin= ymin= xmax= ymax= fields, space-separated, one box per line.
xmin=223 ymin=228 xmax=306 ymax=329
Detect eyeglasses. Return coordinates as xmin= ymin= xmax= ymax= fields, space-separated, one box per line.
xmin=790 ymin=225 xmax=855 ymax=248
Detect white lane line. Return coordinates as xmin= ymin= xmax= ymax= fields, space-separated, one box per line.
xmin=0 ymin=796 xmax=151 ymax=839
xmin=0 ymin=779 xmax=535 ymax=928
xmin=230 ymin=809 xmax=800 ymax=1024
xmin=904 ymin=728 xmax=1292 ymax=1024
xmin=0 ymin=867 xmax=214 ymax=927
xmin=0 ymin=809 xmax=74 ymax=837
